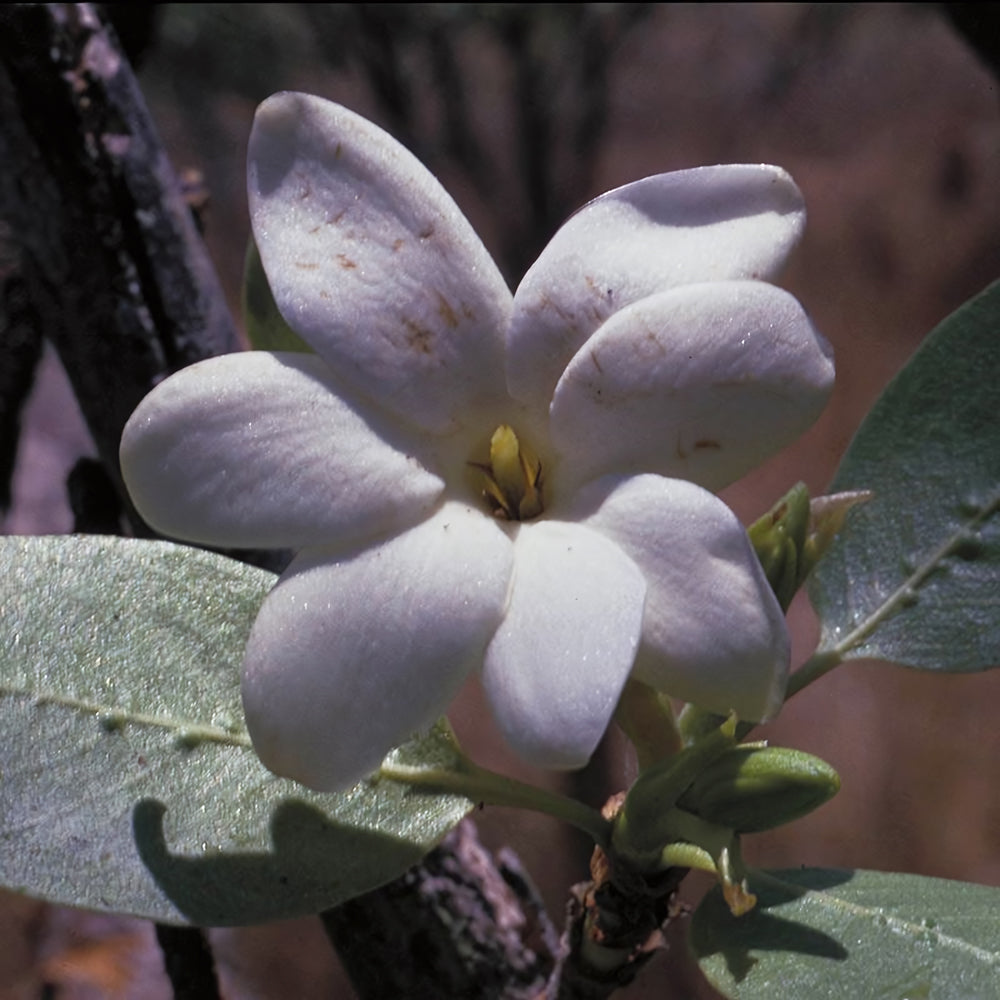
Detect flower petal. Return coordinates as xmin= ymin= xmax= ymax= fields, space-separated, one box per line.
xmin=549 ymin=281 xmax=834 ymax=493
xmin=248 ymin=92 xmax=513 ymax=435
xmin=242 ymin=503 xmax=513 ymax=791
xmin=574 ymin=474 xmax=789 ymax=722
xmin=121 ymin=352 xmax=443 ymax=549
xmin=482 ymin=520 xmax=645 ymax=768
xmin=507 ymin=165 xmax=806 ymax=413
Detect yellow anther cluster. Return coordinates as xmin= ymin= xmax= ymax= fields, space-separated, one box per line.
xmin=477 ymin=424 xmax=543 ymax=521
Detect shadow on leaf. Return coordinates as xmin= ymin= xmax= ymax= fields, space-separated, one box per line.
xmin=689 ymin=868 xmax=853 ymax=984
xmin=133 ymin=797 xmax=430 ymax=926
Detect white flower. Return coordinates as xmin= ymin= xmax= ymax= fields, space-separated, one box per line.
xmin=120 ymin=92 xmax=834 ymax=792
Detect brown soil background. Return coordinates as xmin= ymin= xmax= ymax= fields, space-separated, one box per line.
xmin=3 ymin=5 xmax=999 ymax=998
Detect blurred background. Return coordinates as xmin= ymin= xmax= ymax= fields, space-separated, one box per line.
xmin=2 ymin=3 xmax=999 ymax=997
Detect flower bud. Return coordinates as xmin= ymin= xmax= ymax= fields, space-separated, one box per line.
xmin=677 ymin=744 xmax=840 ymax=833
xmin=747 ymin=482 xmax=810 ymax=610
xmin=749 ymin=483 xmax=872 ymax=611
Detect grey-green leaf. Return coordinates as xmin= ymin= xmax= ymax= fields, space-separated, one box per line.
xmin=0 ymin=535 xmax=471 ymax=925
xmin=691 ymin=867 xmax=1000 ymax=999
xmin=808 ymin=279 xmax=1000 ymax=671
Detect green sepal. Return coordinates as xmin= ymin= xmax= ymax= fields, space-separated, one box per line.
xmin=654 ymin=811 xmax=758 ymax=917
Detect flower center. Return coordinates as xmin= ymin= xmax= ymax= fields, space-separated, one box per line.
xmin=474 ymin=424 xmax=544 ymax=521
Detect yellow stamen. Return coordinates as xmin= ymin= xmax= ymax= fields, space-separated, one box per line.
xmin=477 ymin=425 xmax=543 ymax=520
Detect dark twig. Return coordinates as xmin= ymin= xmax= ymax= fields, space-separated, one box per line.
xmin=154 ymin=924 xmax=221 ymax=1000
xmin=544 ymin=795 xmax=688 ymax=999
xmin=0 ymin=3 xmax=240 ymax=532
xmin=0 ymin=263 xmax=45 ymax=512
xmin=321 ymin=819 xmax=560 ymax=1000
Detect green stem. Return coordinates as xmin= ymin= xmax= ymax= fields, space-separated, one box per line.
xmin=785 ymin=648 xmax=844 ymax=699
xmin=381 ymin=753 xmax=612 ymax=847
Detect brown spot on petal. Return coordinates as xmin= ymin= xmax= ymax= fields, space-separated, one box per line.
xmin=676 ymin=435 xmax=722 ymax=459
xmin=336 ymin=254 xmax=357 ymax=269
xmin=585 ymin=274 xmax=614 ymax=302
xmin=537 ymin=293 xmax=578 ymax=329
xmin=403 ymin=318 xmax=435 ymax=354
xmin=294 ymin=261 xmax=319 ymax=270
xmin=437 ymin=293 xmax=459 ymax=329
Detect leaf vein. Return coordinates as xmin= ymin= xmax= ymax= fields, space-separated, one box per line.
xmin=0 ymin=685 xmax=252 ymax=748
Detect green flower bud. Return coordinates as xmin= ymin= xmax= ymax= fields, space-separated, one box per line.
xmin=677 ymin=744 xmax=840 ymax=833
xmin=747 ymin=482 xmax=810 ymax=610
xmin=749 ymin=483 xmax=872 ymax=611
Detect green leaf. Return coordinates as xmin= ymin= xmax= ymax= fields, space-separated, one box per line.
xmin=0 ymin=535 xmax=472 ymax=925
xmin=691 ymin=867 xmax=1000 ymax=999
xmin=242 ymin=237 xmax=312 ymax=352
xmin=808 ymin=280 xmax=1000 ymax=671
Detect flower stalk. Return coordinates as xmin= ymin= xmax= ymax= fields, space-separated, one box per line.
xmin=380 ymin=750 xmax=612 ymax=847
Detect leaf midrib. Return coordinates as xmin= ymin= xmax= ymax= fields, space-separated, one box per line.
xmin=0 ymin=683 xmax=251 ymax=748
xmin=821 ymin=488 xmax=999 ymax=661
xmin=758 ymin=871 xmax=1000 ymax=966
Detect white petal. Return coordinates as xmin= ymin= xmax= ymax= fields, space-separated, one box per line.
xmin=482 ymin=520 xmax=645 ymax=768
xmin=550 ymin=281 xmax=834 ymax=493
xmin=121 ymin=352 xmax=443 ymax=549
xmin=508 ymin=165 xmax=806 ymax=413
xmin=573 ymin=474 xmax=789 ymax=722
xmin=242 ymin=503 xmax=513 ymax=791
xmin=248 ymin=93 xmax=512 ymax=435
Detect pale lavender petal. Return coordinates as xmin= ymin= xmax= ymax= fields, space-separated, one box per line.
xmin=121 ymin=352 xmax=443 ymax=549
xmin=572 ymin=474 xmax=789 ymax=722
xmin=508 ymin=165 xmax=806 ymax=414
xmin=550 ymin=281 xmax=834 ymax=493
xmin=242 ymin=503 xmax=513 ymax=791
xmin=249 ymin=92 xmax=512 ymax=435
xmin=482 ymin=520 xmax=645 ymax=768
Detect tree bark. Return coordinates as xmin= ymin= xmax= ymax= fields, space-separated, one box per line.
xmin=322 ymin=820 xmax=561 ymax=999
xmin=0 ymin=3 xmax=240 ymax=530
